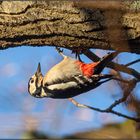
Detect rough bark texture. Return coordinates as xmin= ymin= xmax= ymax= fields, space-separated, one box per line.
xmin=0 ymin=1 xmax=139 ymax=54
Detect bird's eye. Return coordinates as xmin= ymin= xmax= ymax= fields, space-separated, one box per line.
xmin=30 ymin=79 xmax=34 ymax=83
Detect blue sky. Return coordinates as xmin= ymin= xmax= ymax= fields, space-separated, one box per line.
xmin=0 ymin=46 xmax=139 ymax=138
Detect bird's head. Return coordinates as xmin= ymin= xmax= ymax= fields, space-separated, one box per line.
xmin=28 ymin=63 xmax=44 ymax=98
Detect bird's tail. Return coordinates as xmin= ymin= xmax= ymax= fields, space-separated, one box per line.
xmin=94 ymin=51 xmax=119 ymax=74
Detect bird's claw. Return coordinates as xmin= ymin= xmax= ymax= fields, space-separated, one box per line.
xmin=55 ymin=47 xmax=63 ymax=53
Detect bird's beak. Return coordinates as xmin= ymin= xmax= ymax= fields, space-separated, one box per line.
xmin=35 ymin=62 xmax=41 ymax=75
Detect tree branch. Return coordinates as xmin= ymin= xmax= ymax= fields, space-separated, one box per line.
xmin=73 ymin=0 xmax=140 ymax=12
xmin=83 ymin=50 xmax=140 ymax=80
xmin=106 ymin=78 xmax=137 ymax=110
xmin=0 ymin=1 xmax=139 ymax=54
xmin=125 ymin=59 xmax=140 ymax=67
xmin=69 ymin=98 xmax=140 ymax=122
xmin=69 ymin=76 xmax=139 ymax=122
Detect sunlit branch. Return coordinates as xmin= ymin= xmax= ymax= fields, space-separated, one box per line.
xmin=73 ymin=0 xmax=139 ymax=12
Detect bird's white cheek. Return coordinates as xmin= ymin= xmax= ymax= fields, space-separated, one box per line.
xmin=29 ymin=84 xmax=36 ymax=94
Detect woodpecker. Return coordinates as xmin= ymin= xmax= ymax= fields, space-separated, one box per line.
xmin=28 ymin=48 xmax=119 ymax=100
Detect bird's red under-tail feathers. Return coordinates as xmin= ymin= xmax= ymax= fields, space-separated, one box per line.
xmin=76 ymin=51 xmax=119 ymax=77
xmin=76 ymin=61 xmax=99 ymax=77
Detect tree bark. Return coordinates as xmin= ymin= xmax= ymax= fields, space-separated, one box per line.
xmin=0 ymin=1 xmax=139 ymax=54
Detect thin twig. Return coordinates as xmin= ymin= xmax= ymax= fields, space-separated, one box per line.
xmin=112 ymin=77 xmax=130 ymax=83
xmin=83 ymin=50 xmax=140 ymax=80
xmin=69 ymin=78 xmax=139 ymax=122
xmin=88 ymin=105 xmax=140 ymax=122
xmin=109 ymin=110 xmax=140 ymax=122
xmin=69 ymin=98 xmax=140 ymax=122
xmin=106 ymin=78 xmax=137 ymax=110
xmin=125 ymin=59 xmax=140 ymax=67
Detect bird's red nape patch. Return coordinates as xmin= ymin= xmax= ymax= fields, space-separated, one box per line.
xmin=76 ymin=61 xmax=99 ymax=77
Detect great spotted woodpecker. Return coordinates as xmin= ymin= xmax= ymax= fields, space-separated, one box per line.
xmin=28 ymin=48 xmax=118 ymax=102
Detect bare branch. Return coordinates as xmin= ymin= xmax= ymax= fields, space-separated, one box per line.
xmin=69 ymin=98 xmax=140 ymax=122
xmin=125 ymin=59 xmax=140 ymax=67
xmin=69 ymin=78 xmax=139 ymax=122
xmin=112 ymin=77 xmax=130 ymax=83
xmin=83 ymin=50 xmax=140 ymax=80
xmin=106 ymin=79 xmax=137 ymax=110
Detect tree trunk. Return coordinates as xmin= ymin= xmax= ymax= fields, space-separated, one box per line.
xmin=0 ymin=1 xmax=139 ymax=54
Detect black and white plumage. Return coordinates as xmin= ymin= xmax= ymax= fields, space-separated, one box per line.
xmin=28 ymin=50 xmax=118 ymax=99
